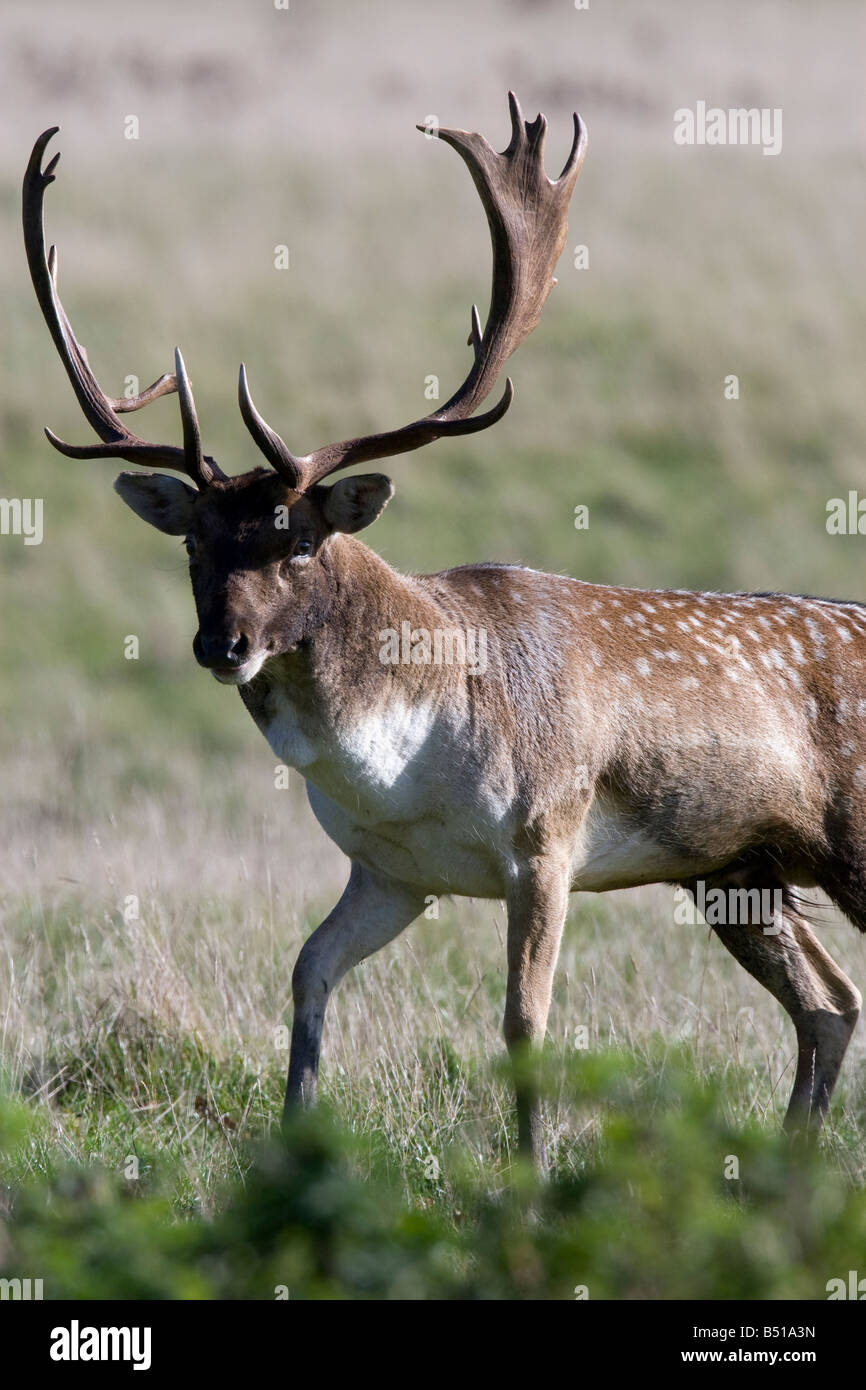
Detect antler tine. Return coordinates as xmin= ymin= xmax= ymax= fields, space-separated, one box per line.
xmin=23 ymin=127 xmax=225 ymax=488
xmin=238 ymin=363 xmax=305 ymax=491
xmin=238 ymin=93 xmax=586 ymax=493
xmin=174 ymin=348 xmax=219 ymax=488
xmin=558 ymin=110 xmax=589 ymax=190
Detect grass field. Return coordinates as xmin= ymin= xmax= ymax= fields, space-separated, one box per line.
xmin=2 ymin=0 xmax=866 ymax=1298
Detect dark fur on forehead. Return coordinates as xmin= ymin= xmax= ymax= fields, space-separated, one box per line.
xmin=198 ymin=467 xmax=307 ymax=524
xmin=201 ymin=469 xmax=336 ymax=509
xmin=196 ymin=470 xmax=359 ymax=534
xmin=190 ymin=468 xmax=334 ymax=565
xmin=205 ymin=467 xmax=292 ymax=503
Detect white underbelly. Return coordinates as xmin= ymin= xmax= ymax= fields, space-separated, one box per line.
xmin=307 ymin=784 xmax=707 ymax=898
xmin=305 ymin=781 xmax=507 ymax=895
xmin=568 ymin=797 xmax=715 ymax=891
xmin=262 ymin=692 xmax=709 ymax=898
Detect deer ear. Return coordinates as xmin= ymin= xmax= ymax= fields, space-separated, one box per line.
xmin=114 ymin=472 xmax=197 ymax=535
xmin=322 ymin=473 xmax=394 ymax=534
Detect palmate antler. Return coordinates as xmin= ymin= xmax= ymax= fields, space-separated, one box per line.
xmin=25 ymin=94 xmax=586 ymax=494
xmin=22 ymin=127 xmax=224 ymax=489
xmin=239 ymin=92 xmax=587 ymax=492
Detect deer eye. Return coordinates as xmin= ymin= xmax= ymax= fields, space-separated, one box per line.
xmin=293 ymin=538 xmax=312 ymax=558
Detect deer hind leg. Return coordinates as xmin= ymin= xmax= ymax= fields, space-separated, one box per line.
xmin=284 ymin=861 xmax=426 ymax=1120
xmin=685 ymin=873 xmax=861 ymax=1130
xmin=504 ymin=851 xmax=570 ymax=1172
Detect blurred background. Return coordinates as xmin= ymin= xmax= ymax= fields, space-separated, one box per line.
xmin=1 ymin=0 xmax=866 ymax=1197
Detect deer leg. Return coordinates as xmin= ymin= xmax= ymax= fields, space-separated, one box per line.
xmin=504 ymin=853 xmax=570 ymax=1172
xmin=284 ymin=861 xmax=426 ymax=1120
xmin=781 ymin=912 xmax=861 ymax=1128
xmin=690 ymin=875 xmax=861 ymax=1130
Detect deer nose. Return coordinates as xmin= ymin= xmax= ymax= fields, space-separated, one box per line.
xmin=194 ymin=631 xmax=250 ymax=669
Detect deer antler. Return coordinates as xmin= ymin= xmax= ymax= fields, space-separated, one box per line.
xmin=23 ymin=126 xmax=224 ymax=489
xmin=239 ymin=91 xmax=587 ymax=492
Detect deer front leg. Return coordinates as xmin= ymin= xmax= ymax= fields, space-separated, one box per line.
xmin=504 ymin=851 xmax=570 ymax=1172
xmin=284 ymin=861 xmax=426 ymax=1118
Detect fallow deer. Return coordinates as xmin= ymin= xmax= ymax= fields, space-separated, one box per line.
xmin=24 ymin=96 xmax=862 ymax=1171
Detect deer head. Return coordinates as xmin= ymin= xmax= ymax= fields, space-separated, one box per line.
xmin=24 ymin=95 xmax=586 ymax=684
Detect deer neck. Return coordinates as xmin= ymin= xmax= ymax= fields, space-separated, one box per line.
xmin=238 ymin=534 xmax=460 ymax=773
